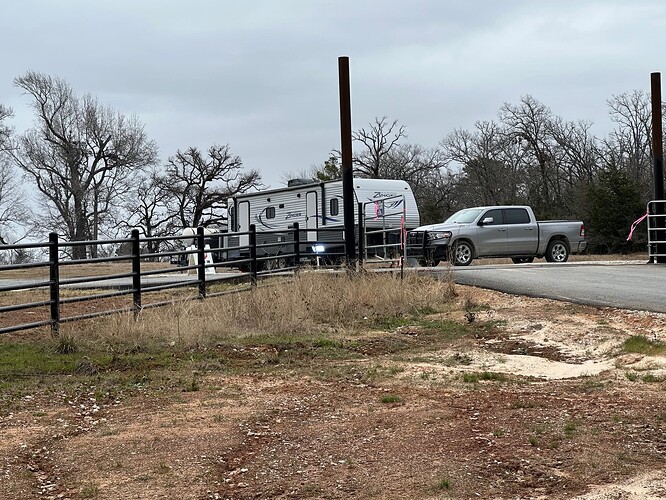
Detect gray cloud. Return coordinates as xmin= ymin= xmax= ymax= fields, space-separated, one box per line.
xmin=2 ymin=0 xmax=665 ymax=186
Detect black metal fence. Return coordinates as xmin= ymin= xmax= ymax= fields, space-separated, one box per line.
xmin=0 ymin=220 xmax=404 ymax=336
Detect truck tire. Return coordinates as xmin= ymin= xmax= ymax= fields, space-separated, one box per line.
xmin=452 ymin=240 xmax=473 ymax=266
xmin=545 ymin=239 xmax=569 ymax=263
xmin=511 ymin=257 xmax=534 ymax=264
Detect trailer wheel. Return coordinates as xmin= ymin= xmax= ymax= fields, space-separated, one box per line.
xmin=265 ymin=253 xmax=289 ymax=271
xmin=545 ymin=239 xmax=569 ymax=263
xmin=452 ymin=240 xmax=474 ymax=266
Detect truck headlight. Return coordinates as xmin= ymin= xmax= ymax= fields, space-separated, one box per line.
xmin=429 ymin=231 xmax=452 ymax=240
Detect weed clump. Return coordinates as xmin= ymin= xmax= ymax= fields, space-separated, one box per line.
xmin=622 ymin=336 xmax=666 ymax=356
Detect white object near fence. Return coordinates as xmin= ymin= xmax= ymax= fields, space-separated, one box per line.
xmin=187 ymin=244 xmax=217 ymax=274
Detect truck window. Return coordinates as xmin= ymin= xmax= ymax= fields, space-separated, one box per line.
xmin=445 ymin=208 xmax=483 ymax=224
xmin=481 ymin=209 xmax=504 ymax=225
xmin=504 ymin=208 xmax=530 ymax=224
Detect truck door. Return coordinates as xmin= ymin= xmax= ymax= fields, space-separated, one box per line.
xmin=475 ymin=209 xmax=508 ymax=256
xmin=306 ymin=191 xmax=318 ymax=241
xmin=238 ymin=201 xmax=250 ymax=247
xmin=505 ymin=208 xmax=538 ymax=255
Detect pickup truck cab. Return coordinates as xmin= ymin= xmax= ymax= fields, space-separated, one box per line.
xmin=407 ymin=205 xmax=587 ymax=266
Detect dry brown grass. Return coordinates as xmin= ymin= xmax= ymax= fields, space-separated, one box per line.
xmin=61 ymin=272 xmax=457 ymax=348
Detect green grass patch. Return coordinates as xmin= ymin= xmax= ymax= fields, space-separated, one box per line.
xmin=380 ymin=394 xmax=401 ymax=404
xmin=563 ymin=420 xmax=579 ymax=437
xmin=462 ymin=371 xmax=507 ymax=383
xmin=373 ymin=316 xmax=469 ymax=341
xmin=80 ymin=481 xmax=100 ymax=498
xmin=434 ymin=478 xmax=452 ymax=491
xmin=622 ymin=336 xmax=666 ymax=356
xmin=641 ymin=373 xmax=663 ymax=383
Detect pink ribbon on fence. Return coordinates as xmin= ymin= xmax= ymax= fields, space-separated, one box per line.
xmin=627 ymin=212 xmax=649 ymax=241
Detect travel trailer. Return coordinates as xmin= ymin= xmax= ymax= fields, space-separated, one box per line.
xmin=214 ymin=178 xmax=420 ymax=267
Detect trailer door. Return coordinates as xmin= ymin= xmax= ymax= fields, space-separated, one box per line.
xmin=306 ymin=191 xmax=318 ymax=241
xmin=238 ymin=201 xmax=250 ymax=247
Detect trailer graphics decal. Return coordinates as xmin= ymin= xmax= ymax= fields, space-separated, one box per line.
xmin=255 ymin=208 xmax=277 ymax=229
xmin=286 ymin=211 xmax=303 ymax=220
xmin=366 ymin=197 xmax=404 ymax=210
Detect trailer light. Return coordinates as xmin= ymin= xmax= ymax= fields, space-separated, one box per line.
xmin=313 ymin=244 xmax=325 ymax=253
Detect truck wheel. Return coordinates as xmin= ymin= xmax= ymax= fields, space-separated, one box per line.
xmin=452 ymin=241 xmax=473 ymax=266
xmin=511 ymin=257 xmax=534 ymax=264
xmin=545 ymin=239 xmax=569 ymax=263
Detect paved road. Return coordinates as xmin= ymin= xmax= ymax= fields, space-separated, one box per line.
xmin=444 ymin=261 xmax=666 ymax=313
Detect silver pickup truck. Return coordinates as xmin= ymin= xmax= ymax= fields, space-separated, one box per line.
xmin=407 ymin=205 xmax=587 ymax=266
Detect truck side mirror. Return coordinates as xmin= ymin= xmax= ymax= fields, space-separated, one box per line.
xmin=480 ymin=217 xmax=494 ymax=226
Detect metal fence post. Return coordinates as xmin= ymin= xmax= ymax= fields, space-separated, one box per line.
xmin=400 ymin=201 xmax=406 ymax=280
xmin=49 ymin=232 xmax=60 ymax=337
xmin=249 ymin=224 xmax=257 ymax=286
xmin=131 ymin=229 xmax=142 ymax=317
xmin=293 ymin=222 xmax=300 ymax=272
xmin=197 ymin=227 xmax=206 ymax=299
xmin=357 ymin=202 xmax=365 ymax=270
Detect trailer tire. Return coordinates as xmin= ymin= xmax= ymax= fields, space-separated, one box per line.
xmin=452 ymin=240 xmax=474 ymax=266
xmin=545 ymin=239 xmax=569 ymax=263
xmin=265 ymin=254 xmax=281 ymax=272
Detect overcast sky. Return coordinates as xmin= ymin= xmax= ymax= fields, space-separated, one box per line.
xmin=2 ymin=0 xmax=665 ymax=188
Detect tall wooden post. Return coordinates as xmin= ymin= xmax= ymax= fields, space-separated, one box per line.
xmin=339 ymin=56 xmax=356 ymax=265
xmin=651 ymin=73 xmax=665 ymax=263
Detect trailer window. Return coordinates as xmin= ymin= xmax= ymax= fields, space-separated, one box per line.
xmin=330 ymin=198 xmax=339 ymax=216
xmin=266 ymin=206 xmax=276 ymax=219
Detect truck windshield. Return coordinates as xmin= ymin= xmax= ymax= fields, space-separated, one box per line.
xmin=444 ymin=209 xmax=483 ymax=224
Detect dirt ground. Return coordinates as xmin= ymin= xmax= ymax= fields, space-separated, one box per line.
xmin=2 ymin=284 xmax=666 ymax=499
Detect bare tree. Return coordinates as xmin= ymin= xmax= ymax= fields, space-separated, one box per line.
xmin=160 ymin=144 xmax=262 ymax=229
xmin=0 ymin=104 xmax=11 ymax=150
xmin=119 ymin=167 xmax=175 ymax=256
xmin=600 ymin=91 xmax=654 ymax=199
xmin=0 ymin=157 xmax=29 ymax=245
xmin=0 ymin=106 xmax=29 ymax=245
xmin=353 ymin=117 xmax=406 ymax=178
xmin=499 ymin=95 xmax=563 ymax=216
xmin=443 ymin=121 xmax=524 ymax=206
xmin=285 ymin=154 xmax=343 ymax=184
xmin=11 ymin=72 xmax=157 ymax=258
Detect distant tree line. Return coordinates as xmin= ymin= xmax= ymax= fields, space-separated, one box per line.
xmin=0 ymin=72 xmax=661 ymax=259
xmin=0 ymin=72 xmax=261 ymax=260
xmin=303 ymin=94 xmax=660 ymax=254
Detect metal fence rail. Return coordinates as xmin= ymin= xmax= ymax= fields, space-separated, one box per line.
xmin=0 ymin=221 xmax=405 ymax=336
